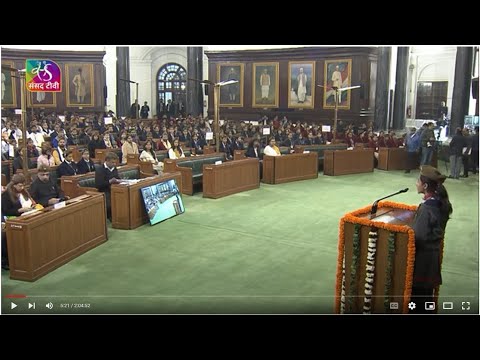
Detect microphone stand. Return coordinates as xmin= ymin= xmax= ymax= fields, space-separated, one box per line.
xmin=370 ymin=188 xmax=409 ymax=216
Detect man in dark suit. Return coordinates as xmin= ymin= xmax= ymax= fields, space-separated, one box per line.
xmin=57 ymin=150 xmax=78 ymax=178
xmin=219 ymin=136 xmax=233 ymax=160
xmin=77 ymin=149 xmax=96 ymax=174
xmin=95 ymin=152 xmax=120 ymax=220
xmin=30 ymin=165 xmax=66 ymax=207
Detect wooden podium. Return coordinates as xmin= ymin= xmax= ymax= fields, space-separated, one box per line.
xmin=334 ymin=201 xmax=436 ymax=314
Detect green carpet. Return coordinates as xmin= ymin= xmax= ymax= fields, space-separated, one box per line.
xmin=2 ymin=165 xmax=478 ymax=314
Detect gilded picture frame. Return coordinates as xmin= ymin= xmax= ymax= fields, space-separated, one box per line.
xmin=217 ymin=63 xmax=244 ymax=107
xmin=65 ymin=63 xmax=94 ymax=107
xmin=27 ymin=91 xmax=57 ymax=108
xmin=252 ymin=62 xmax=279 ymax=108
xmin=323 ymin=59 xmax=352 ymax=110
xmin=288 ymin=61 xmax=315 ymax=109
xmin=1 ymin=60 xmax=17 ymax=108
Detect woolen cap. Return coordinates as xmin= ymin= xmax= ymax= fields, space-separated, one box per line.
xmin=420 ymin=165 xmax=447 ymax=184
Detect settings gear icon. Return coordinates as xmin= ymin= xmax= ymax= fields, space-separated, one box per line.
xmin=408 ymin=302 xmax=416 ymax=310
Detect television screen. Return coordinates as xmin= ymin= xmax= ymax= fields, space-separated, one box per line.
xmin=140 ymin=179 xmax=184 ymax=225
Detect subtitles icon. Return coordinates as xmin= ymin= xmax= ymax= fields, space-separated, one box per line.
xmin=389 ymin=302 xmax=399 ymax=310
xmin=425 ymin=302 xmax=435 ymax=310
xmin=442 ymin=302 xmax=453 ymax=310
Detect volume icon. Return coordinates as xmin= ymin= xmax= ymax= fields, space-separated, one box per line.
xmin=45 ymin=302 xmax=54 ymax=309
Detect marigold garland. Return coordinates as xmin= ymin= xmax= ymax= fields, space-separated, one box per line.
xmin=336 ymin=201 xmax=419 ymax=314
xmin=384 ymin=232 xmax=396 ymax=312
xmin=335 ymin=218 xmax=346 ymax=314
xmin=348 ymin=224 xmax=361 ymax=312
xmin=363 ymin=228 xmax=378 ymax=314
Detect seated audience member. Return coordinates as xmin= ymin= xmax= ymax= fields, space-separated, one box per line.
xmin=1 ymin=173 xmax=36 ymax=217
xmin=157 ymin=133 xmax=172 ymax=151
xmin=52 ymin=136 xmax=67 ymax=165
xmin=102 ymin=133 xmax=116 ymax=149
xmin=245 ymin=139 xmax=263 ymax=179
xmin=29 ymin=165 xmax=67 ymax=207
xmin=245 ymin=139 xmax=262 ymax=159
xmin=13 ymin=148 xmax=35 ymax=173
xmin=232 ymin=136 xmax=245 ymax=152
xmin=140 ymin=140 xmax=163 ymax=174
xmin=57 ymin=150 xmax=78 ymax=177
xmin=168 ymin=138 xmax=185 ymax=160
xmin=26 ymin=138 xmax=39 ymax=158
xmin=346 ymin=132 xmax=355 ymax=148
xmin=1 ymin=173 xmax=37 ymax=271
xmin=95 ymin=152 xmax=120 ymax=220
xmin=219 ymin=136 xmax=233 ymax=160
xmin=190 ymin=133 xmax=204 ymax=155
xmin=37 ymin=145 xmax=56 ymax=168
xmin=88 ymin=132 xmax=106 ymax=158
xmin=263 ymin=137 xmax=281 ymax=156
xmin=77 ymin=149 xmax=96 ymax=174
xmin=121 ymin=135 xmax=139 ymax=164
xmin=283 ymin=133 xmax=296 ymax=153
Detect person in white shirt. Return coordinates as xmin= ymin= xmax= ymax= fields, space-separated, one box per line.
xmin=168 ymin=138 xmax=185 ymax=160
xmin=27 ymin=125 xmax=45 ymax=151
xmin=139 ymin=140 xmax=163 ymax=174
xmin=263 ymin=137 xmax=282 ymax=156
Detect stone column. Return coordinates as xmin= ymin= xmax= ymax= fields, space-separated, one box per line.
xmin=392 ymin=47 xmax=409 ymax=130
xmin=116 ymin=47 xmax=131 ymax=117
xmin=374 ymin=47 xmax=391 ymax=131
xmin=187 ymin=47 xmax=203 ymax=117
xmin=451 ymin=47 xmax=474 ymax=130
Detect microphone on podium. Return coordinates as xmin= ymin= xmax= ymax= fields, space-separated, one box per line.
xmin=370 ymin=188 xmax=409 ymax=216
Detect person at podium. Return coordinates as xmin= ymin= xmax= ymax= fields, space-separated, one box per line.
xmin=95 ymin=152 xmax=121 ymax=220
xmin=410 ymin=165 xmax=452 ymax=313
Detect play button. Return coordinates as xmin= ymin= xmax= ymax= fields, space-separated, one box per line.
xmin=11 ymin=302 xmax=17 ymax=309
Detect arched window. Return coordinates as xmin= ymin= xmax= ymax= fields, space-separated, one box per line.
xmin=157 ymin=63 xmax=186 ymax=117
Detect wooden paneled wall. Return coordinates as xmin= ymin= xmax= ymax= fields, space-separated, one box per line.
xmin=1 ymin=48 xmax=106 ymax=114
xmin=205 ymin=47 xmax=377 ymax=125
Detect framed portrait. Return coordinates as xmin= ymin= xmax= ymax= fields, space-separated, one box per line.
xmin=27 ymin=91 xmax=57 ymax=108
xmin=65 ymin=63 xmax=94 ymax=107
xmin=252 ymin=62 xmax=279 ymax=108
xmin=1 ymin=60 xmax=17 ymax=107
xmin=288 ymin=61 xmax=315 ymax=109
xmin=323 ymin=59 xmax=352 ymax=109
xmin=217 ymin=63 xmax=244 ymax=107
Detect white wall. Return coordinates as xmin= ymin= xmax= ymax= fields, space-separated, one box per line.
xmin=130 ymin=47 xmax=153 ymax=114
xmin=104 ymin=46 xmax=117 ymax=114
xmin=406 ymin=46 xmax=457 ymax=119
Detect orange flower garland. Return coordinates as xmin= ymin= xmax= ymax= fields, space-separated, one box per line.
xmin=335 ymin=201 xmax=419 ymax=314
xmin=335 ymin=218 xmax=346 ymax=314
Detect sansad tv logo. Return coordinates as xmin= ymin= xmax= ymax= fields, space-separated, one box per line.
xmin=25 ymin=59 xmax=62 ymax=92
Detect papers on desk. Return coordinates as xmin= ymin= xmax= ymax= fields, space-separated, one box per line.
xmin=347 ymin=147 xmax=354 ymax=150
xmin=68 ymin=194 xmax=91 ymax=203
xmin=21 ymin=209 xmax=41 ymax=216
xmin=303 ymin=150 xmax=310 ymax=154
xmin=54 ymin=201 xmax=66 ymax=210
xmin=119 ymin=179 xmax=141 ymax=185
